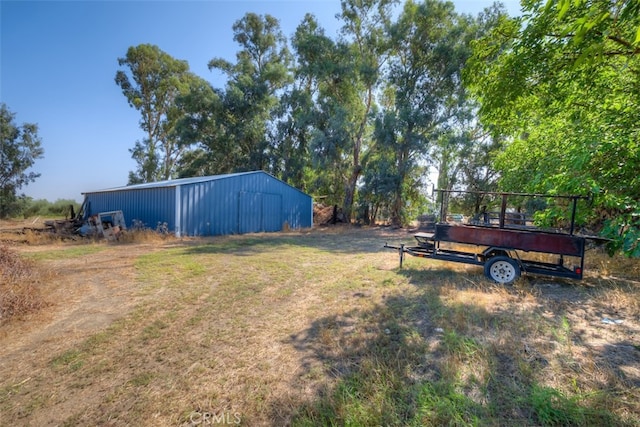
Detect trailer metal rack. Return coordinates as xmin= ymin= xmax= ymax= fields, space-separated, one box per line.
xmin=384 ymin=189 xmax=601 ymax=284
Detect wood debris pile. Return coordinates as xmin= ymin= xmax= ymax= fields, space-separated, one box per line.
xmin=313 ymin=203 xmax=347 ymax=225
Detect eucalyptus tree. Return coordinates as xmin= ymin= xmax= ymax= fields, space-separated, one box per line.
xmin=359 ymin=142 xmax=397 ymax=224
xmin=466 ymin=0 xmax=640 ymax=255
xmin=173 ymin=79 xmax=226 ymax=177
xmin=269 ymin=86 xmax=315 ymax=189
xmin=337 ymin=0 xmax=397 ymax=222
xmin=115 ymin=44 xmax=200 ymax=183
xmin=290 ymin=13 xmax=349 ymax=204
xmin=374 ymin=0 xmax=480 ymax=226
xmin=0 ymin=104 xmax=44 ymax=218
xmin=433 ymin=128 xmax=502 ymax=217
xmin=207 ymin=13 xmax=293 ymax=173
xmin=294 ymin=0 xmax=396 ymax=222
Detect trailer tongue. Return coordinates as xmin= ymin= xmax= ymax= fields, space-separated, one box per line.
xmin=384 ymin=190 xmax=601 ymax=284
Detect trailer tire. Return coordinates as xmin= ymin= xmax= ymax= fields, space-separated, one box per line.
xmin=484 ymin=256 xmax=520 ymax=285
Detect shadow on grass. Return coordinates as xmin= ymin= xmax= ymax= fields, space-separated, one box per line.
xmin=178 ymin=225 xmax=414 ymax=256
xmin=172 ymin=228 xmax=637 ymax=424
xmin=277 ymin=266 xmax=636 ymax=426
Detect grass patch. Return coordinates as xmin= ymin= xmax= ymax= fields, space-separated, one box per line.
xmin=414 ymin=381 xmax=484 ymax=426
xmin=529 ymin=384 xmax=616 ymax=426
xmin=21 ymin=244 xmax=108 ymax=262
xmin=50 ymin=349 xmax=85 ymax=371
xmin=134 ymin=247 xmax=210 ymax=292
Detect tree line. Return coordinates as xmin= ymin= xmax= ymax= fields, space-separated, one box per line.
xmin=3 ymin=0 xmax=638 ymax=256
xmin=114 ymin=0 xmax=500 ymax=227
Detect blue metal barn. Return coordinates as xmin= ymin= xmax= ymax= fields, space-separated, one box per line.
xmin=81 ymin=171 xmax=313 ymax=237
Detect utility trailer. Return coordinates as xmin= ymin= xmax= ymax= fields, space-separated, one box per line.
xmin=384 ymin=190 xmax=599 ymax=285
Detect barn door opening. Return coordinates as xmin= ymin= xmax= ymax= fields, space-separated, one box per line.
xmin=238 ymin=192 xmax=282 ymax=234
xmin=262 ymin=193 xmax=282 ymax=232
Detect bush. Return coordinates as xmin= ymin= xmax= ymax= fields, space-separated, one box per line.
xmin=22 ymin=198 xmax=50 ymax=218
xmin=19 ymin=198 xmax=81 ymax=219
xmin=0 ymin=192 xmax=30 ymax=219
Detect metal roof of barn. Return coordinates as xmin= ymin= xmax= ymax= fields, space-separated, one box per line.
xmin=82 ymin=170 xmax=308 ymax=196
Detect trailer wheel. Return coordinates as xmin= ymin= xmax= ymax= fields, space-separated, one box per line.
xmin=484 ymin=256 xmax=520 ymax=285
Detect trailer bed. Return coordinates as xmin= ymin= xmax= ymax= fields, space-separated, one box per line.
xmin=383 ymin=189 xmax=597 ymax=284
xmin=386 ymin=224 xmax=586 ymax=282
xmin=433 ymin=224 xmax=585 ymax=256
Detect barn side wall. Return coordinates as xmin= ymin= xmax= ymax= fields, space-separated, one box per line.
xmin=83 ymin=172 xmax=312 ymax=236
xmin=83 ymin=186 xmax=176 ymax=231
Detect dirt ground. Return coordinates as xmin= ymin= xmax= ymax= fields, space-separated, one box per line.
xmin=0 ymin=242 xmax=156 ymax=367
xmin=1 ymin=224 xmax=639 ymax=425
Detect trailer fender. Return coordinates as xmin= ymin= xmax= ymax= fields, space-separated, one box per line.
xmin=481 ymin=247 xmax=510 ymax=261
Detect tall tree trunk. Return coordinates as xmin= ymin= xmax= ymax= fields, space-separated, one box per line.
xmin=342 ymin=164 xmax=361 ymax=223
xmin=342 ymin=86 xmax=372 ymax=223
xmin=390 ymin=192 xmax=403 ymax=227
xmin=390 ymin=136 xmax=410 ymax=227
xmin=390 ymin=164 xmax=406 ymax=227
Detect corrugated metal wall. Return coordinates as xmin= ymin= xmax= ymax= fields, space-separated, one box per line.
xmin=83 ymin=172 xmax=312 ymax=236
xmin=84 ymin=186 xmax=176 ymax=231
xmin=178 ymin=172 xmax=312 ymax=236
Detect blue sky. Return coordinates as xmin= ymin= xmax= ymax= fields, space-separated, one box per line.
xmin=1 ymin=0 xmax=521 ymax=203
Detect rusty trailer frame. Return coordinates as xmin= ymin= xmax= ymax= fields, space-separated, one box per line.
xmin=385 ymin=190 xmax=592 ymax=284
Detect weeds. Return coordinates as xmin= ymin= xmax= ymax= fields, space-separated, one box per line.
xmin=529 ymin=385 xmax=616 ymax=426
xmin=117 ymin=228 xmax=176 ymax=244
xmin=0 ymin=245 xmax=48 ymax=322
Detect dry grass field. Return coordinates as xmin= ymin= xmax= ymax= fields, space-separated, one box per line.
xmin=0 ymin=222 xmax=639 ymax=426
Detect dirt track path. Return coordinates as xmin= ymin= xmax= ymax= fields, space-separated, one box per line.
xmin=0 ymin=243 xmax=157 ymax=373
